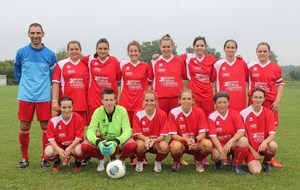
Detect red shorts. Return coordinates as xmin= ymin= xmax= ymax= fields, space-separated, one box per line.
xmin=75 ymin=111 xmax=87 ymax=127
xmin=126 ymin=111 xmax=134 ymax=127
xmin=87 ymin=105 xmax=98 ymax=126
xmin=248 ymin=99 xmax=279 ymax=127
xmin=18 ymin=100 xmax=51 ymax=122
xmin=195 ymin=100 xmax=214 ymax=118
xmin=158 ymin=97 xmax=178 ymax=114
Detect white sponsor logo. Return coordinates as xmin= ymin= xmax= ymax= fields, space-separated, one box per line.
xmin=159 ymin=77 xmax=178 ymax=87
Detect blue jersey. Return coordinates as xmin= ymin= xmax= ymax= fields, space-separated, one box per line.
xmin=14 ymin=44 xmax=56 ymax=102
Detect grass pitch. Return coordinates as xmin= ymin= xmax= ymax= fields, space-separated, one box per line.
xmin=0 ymin=86 xmax=300 ymax=190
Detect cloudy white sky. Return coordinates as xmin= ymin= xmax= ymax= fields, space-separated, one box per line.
xmin=1 ymin=0 xmax=299 ymax=66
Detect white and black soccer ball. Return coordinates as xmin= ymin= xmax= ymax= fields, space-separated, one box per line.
xmin=106 ymin=159 xmax=126 ymax=179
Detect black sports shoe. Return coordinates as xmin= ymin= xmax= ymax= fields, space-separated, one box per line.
xmin=52 ymin=160 xmax=61 ymax=172
xmin=215 ymin=161 xmax=223 ymax=170
xmin=73 ymin=161 xmax=82 ymax=172
xmin=41 ymin=159 xmax=50 ymax=168
xmin=16 ymin=159 xmax=29 ymax=168
xmin=81 ymin=157 xmax=91 ymax=166
xmin=263 ymin=162 xmax=272 ymax=172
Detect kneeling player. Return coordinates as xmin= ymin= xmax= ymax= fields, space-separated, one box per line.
xmin=133 ymin=90 xmax=169 ymax=172
xmin=81 ymin=88 xmax=137 ymax=171
xmin=240 ymin=88 xmax=278 ymax=174
xmin=208 ymin=92 xmax=249 ymax=174
xmin=45 ymin=97 xmax=85 ymax=172
xmin=169 ymin=89 xmax=212 ymax=172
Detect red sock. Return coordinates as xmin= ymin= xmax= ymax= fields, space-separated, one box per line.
xmin=194 ymin=152 xmax=209 ymax=161
xmin=136 ymin=152 xmax=146 ymax=162
xmin=81 ymin=143 xmax=104 ymax=160
xmin=19 ymin=129 xmax=30 ymax=160
xmin=45 ymin=155 xmax=59 ymax=162
xmin=41 ymin=130 xmax=47 ymax=160
xmin=233 ymin=147 xmax=249 ymax=166
xmin=155 ymin=152 xmax=168 ymax=162
xmin=119 ymin=141 xmax=137 ymax=160
xmin=171 ymin=153 xmax=181 ymax=162
xmin=263 ymin=150 xmax=275 ymax=163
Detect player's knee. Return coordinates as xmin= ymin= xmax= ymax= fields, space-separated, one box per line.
xmin=158 ymin=141 xmax=169 ymax=154
xmin=44 ymin=145 xmax=55 ymax=157
xmin=40 ymin=120 xmax=48 ymax=130
xmin=136 ymin=140 xmax=146 ymax=152
xmin=250 ymin=166 xmax=262 ymax=175
xmin=268 ymin=141 xmax=278 ymax=152
xmin=20 ymin=121 xmax=31 ymax=130
xmin=73 ymin=144 xmax=83 ymax=157
xmin=237 ymin=137 xmax=248 ymax=147
xmin=169 ymin=141 xmax=182 ymax=154
xmin=200 ymin=139 xmax=213 ymax=153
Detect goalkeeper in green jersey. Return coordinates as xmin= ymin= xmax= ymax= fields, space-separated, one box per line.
xmin=81 ymin=88 xmax=137 ymax=171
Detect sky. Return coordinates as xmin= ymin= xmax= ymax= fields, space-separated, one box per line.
xmin=1 ymin=0 xmax=299 ymax=66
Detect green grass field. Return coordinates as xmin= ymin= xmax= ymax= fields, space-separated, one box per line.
xmin=0 ymin=86 xmax=300 ymax=190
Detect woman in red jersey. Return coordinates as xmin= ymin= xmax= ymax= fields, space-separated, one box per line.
xmin=119 ymin=41 xmax=149 ymax=126
xmin=247 ymin=42 xmax=284 ymax=168
xmin=208 ymin=92 xmax=248 ymax=174
xmin=45 ymin=97 xmax=85 ymax=172
xmin=81 ymin=38 xmax=121 ymax=124
xmin=214 ymin=39 xmax=248 ymax=112
xmin=133 ymin=90 xmax=169 ymax=172
xmin=182 ymin=36 xmax=217 ymax=117
xmin=148 ymin=34 xmax=187 ymax=114
xmin=52 ymin=40 xmax=89 ymax=125
xmin=240 ymin=88 xmax=278 ymax=174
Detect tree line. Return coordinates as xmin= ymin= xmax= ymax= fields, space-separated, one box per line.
xmin=1 ymin=39 xmax=300 ymax=83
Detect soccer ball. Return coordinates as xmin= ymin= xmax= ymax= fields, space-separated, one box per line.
xmin=106 ymin=159 xmax=126 ymax=179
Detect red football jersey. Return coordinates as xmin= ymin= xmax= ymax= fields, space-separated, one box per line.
xmin=208 ymin=109 xmax=245 ymax=145
xmin=133 ymin=108 xmax=169 ymax=138
xmin=47 ymin=112 xmax=85 ymax=145
xmin=183 ymin=53 xmax=217 ymax=101
xmin=169 ymin=106 xmax=208 ymax=138
xmin=148 ymin=55 xmax=187 ymax=98
xmin=52 ymin=58 xmax=89 ymax=111
xmin=119 ymin=60 xmax=149 ymax=112
xmin=214 ymin=58 xmax=248 ymax=112
xmin=240 ymin=106 xmax=276 ymax=151
xmin=82 ymin=55 xmax=121 ymax=107
xmin=248 ymin=60 xmax=284 ymax=102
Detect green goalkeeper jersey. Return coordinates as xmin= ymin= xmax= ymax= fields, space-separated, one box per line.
xmin=87 ymin=105 xmax=132 ymax=145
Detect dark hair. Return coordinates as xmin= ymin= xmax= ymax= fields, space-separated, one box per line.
xmin=58 ymin=96 xmax=73 ymax=106
xmin=101 ymin=88 xmax=116 ymax=99
xmin=160 ymin=34 xmax=174 ymax=46
xmin=214 ymin=92 xmax=230 ymax=102
xmin=28 ymin=23 xmax=44 ymax=33
xmin=251 ymin=87 xmax=266 ymax=97
xmin=127 ymin=40 xmax=141 ymax=53
xmin=224 ymin=39 xmax=238 ymax=49
xmin=94 ymin=38 xmax=110 ymax=58
xmin=193 ymin=36 xmax=207 ymax=47
xmin=256 ymin=42 xmax=271 ymax=51
xmin=179 ymin=89 xmax=194 ymax=99
xmin=67 ymin=40 xmax=82 ymax=50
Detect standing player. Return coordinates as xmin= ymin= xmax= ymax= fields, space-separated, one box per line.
xmin=81 ymin=38 xmax=121 ymax=124
xmin=208 ymin=92 xmax=248 ymax=174
xmin=119 ymin=41 xmax=149 ymax=126
xmin=169 ymin=89 xmax=212 ymax=172
xmin=45 ymin=97 xmax=85 ymax=172
xmin=52 ymin=40 xmax=89 ymax=125
xmin=247 ymin=42 xmax=283 ymax=168
xmin=148 ymin=34 xmax=187 ymax=114
xmin=240 ymin=88 xmax=278 ymax=174
xmin=133 ymin=90 xmax=169 ymax=172
xmin=214 ymin=39 xmax=248 ymax=112
xmin=14 ymin=23 xmax=56 ymax=168
xmin=182 ymin=36 xmax=217 ymax=117
xmin=81 ymin=88 xmax=137 ymax=171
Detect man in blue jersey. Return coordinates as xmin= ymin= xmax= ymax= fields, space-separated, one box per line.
xmin=14 ymin=23 xmax=56 ymax=168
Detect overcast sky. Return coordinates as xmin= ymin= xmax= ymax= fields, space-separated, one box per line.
xmin=1 ymin=0 xmax=299 ymax=66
